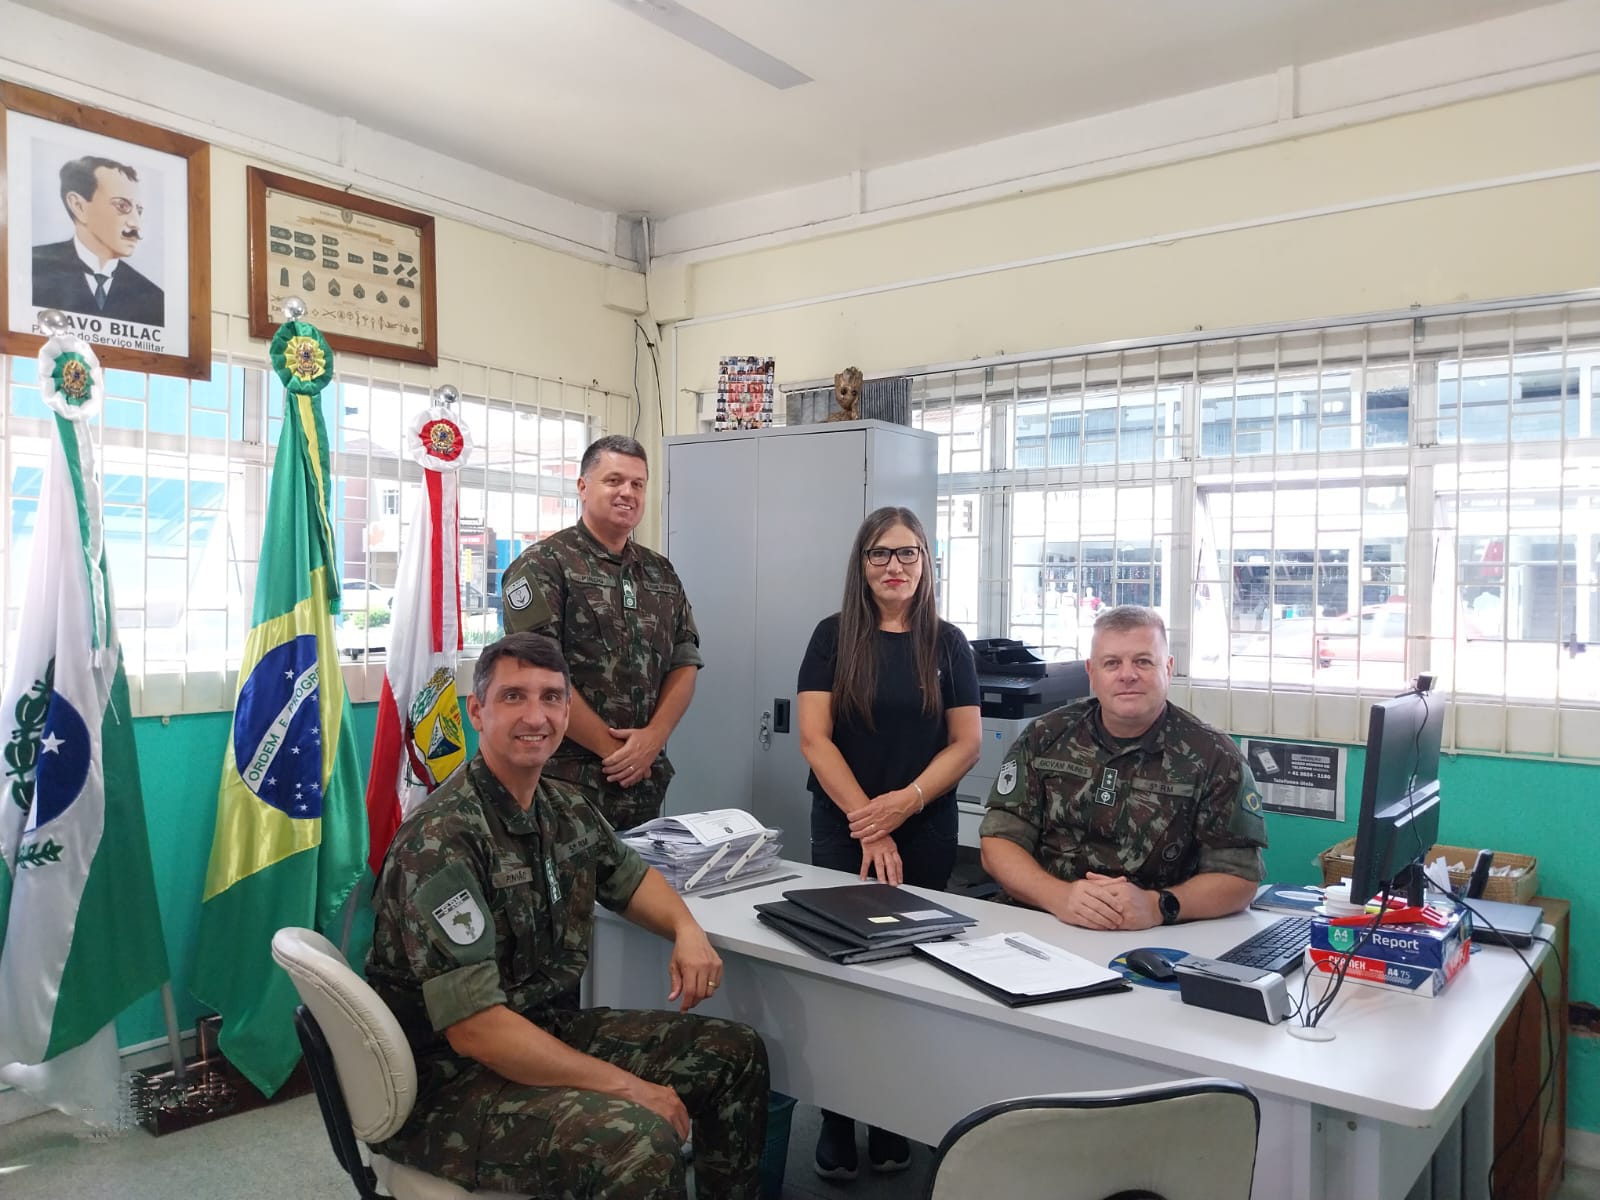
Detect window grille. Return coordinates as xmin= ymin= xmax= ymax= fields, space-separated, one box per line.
xmin=1 ymin=314 xmax=617 ymax=713
xmin=910 ymin=296 xmax=1600 ymax=758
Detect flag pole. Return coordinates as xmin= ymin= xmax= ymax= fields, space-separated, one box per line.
xmin=159 ymin=983 xmax=187 ymax=1083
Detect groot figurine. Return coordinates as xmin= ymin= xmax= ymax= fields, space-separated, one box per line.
xmin=828 ymin=367 xmax=863 ymax=422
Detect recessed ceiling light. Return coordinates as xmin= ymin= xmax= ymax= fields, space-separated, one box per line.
xmin=607 ymin=0 xmax=812 ymax=90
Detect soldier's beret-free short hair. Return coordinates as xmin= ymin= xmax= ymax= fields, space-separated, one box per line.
xmin=473 ymin=633 xmax=570 ymax=702
xmin=580 ymin=435 xmax=648 ymax=478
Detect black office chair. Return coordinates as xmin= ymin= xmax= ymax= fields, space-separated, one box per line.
xmin=924 ymin=1077 xmax=1260 ymax=1200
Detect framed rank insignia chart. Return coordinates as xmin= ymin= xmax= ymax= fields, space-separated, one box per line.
xmin=247 ymin=166 xmax=437 ymax=366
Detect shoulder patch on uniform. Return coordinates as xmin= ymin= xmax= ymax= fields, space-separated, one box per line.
xmin=506 ymin=578 xmax=533 ymax=610
xmin=997 ymin=759 xmax=1018 ymax=795
xmin=431 ymin=889 xmax=488 ymax=946
xmin=1243 ymin=789 xmax=1263 ymax=813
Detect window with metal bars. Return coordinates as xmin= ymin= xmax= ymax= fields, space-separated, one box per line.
xmin=910 ymin=297 xmax=1600 ymax=732
xmin=0 ymin=319 xmax=610 ymax=710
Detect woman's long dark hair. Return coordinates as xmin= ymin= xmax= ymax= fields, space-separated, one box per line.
xmin=833 ymin=507 xmax=942 ymax=730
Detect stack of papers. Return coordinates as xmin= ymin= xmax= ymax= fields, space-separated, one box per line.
xmin=621 ymin=809 xmax=783 ymax=893
xmin=757 ymin=883 xmax=976 ymax=964
xmin=915 ymin=932 xmax=1130 ymax=1007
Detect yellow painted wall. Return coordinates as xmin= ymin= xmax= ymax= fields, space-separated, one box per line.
xmin=205 ymin=147 xmax=639 ymax=410
xmin=669 ymin=76 xmax=1600 ymax=404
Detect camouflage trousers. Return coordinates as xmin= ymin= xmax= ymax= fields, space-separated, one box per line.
xmin=382 ymin=1007 xmax=769 ymax=1199
xmin=543 ymin=754 xmax=673 ymax=833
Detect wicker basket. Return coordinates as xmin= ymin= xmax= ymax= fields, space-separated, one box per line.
xmin=1318 ymin=838 xmax=1538 ymax=904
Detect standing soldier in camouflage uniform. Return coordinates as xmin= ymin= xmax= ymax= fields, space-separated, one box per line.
xmin=367 ymin=633 xmax=768 ymax=1198
xmin=980 ymin=606 xmax=1267 ymax=930
xmin=499 ymin=435 xmax=699 ymax=831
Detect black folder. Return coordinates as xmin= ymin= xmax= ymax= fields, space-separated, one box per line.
xmin=755 ymin=904 xmax=923 ymax=964
xmin=756 ymin=899 xmax=962 ymax=951
xmin=781 ymin=883 xmax=976 ymax=942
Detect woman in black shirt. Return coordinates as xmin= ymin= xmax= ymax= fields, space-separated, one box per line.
xmin=796 ymin=505 xmax=981 ymax=1179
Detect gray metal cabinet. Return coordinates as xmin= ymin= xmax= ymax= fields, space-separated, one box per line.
xmin=662 ymin=421 xmax=937 ymax=852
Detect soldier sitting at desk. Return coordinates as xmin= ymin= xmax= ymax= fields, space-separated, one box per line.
xmin=367 ymin=632 xmax=768 ymax=1197
xmin=980 ymin=606 xmax=1267 ymax=931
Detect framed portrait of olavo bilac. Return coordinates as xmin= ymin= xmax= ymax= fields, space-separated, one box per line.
xmin=1 ymin=83 xmax=211 ymax=379
xmin=247 ymin=167 xmax=437 ymax=367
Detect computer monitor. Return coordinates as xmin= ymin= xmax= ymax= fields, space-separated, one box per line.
xmin=1348 ymin=684 xmax=1445 ymax=906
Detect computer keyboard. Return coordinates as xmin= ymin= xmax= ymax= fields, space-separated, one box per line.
xmin=1217 ymin=916 xmax=1313 ymax=975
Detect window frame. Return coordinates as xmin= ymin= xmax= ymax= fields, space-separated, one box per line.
xmin=904 ymin=293 xmax=1600 ymax=759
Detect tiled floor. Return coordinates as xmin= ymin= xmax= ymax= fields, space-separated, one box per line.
xmin=2 ymin=1088 xmax=1596 ymax=1198
xmin=775 ymin=1104 xmax=929 ymax=1198
xmin=1556 ymin=1161 xmax=1600 ymax=1200
xmin=773 ymin=1101 xmax=1600 ymax=1200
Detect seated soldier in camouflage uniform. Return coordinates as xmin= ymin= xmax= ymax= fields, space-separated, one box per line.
xmin=367 ymin=633 xmax=768 ymax=1198
xmin=980 ymin=606 xmax=1267 ymax=930
xmin=499 ymin=435 xmax=700 ymax=832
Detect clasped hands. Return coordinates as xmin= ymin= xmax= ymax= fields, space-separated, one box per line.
xmin=1051 ymin=871 xmax=1164 ymax=931
xmin=602 ymin=724 xmax=666 ymax=788
xmin=846 ymin=787 xmax=920 ymax=887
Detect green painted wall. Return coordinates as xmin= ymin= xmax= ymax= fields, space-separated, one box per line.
xmin=1260 ymin=743 xmax=1597 ymax=1134
xmin=116 ymin=712 xmax=1596 ymax=1129
xmin=114 ymin=702 xmax=479 ymax=1052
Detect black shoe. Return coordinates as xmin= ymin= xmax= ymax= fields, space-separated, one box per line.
xmin=867 ymin=1127 xmax=911 ymax=1173
xmin=814 ymin=1117 xmax=859 ymax=1181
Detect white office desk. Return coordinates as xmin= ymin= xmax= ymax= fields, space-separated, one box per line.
xmin=590 ymin=862 xmax=1545 ymax=1200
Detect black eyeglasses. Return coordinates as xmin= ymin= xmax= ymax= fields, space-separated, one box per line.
xmin=864 ymin=546 xmax=922 ymax=566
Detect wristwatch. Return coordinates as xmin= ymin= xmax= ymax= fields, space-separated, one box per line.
xmin=1157 ymin=889 xmax=1181 ymax=926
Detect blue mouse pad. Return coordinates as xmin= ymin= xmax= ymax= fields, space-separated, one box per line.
xmin=1109 ymin=947 xmax=1191 ymax=990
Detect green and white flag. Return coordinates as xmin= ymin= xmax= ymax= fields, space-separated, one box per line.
xmin=0 ymin=334 xmax=168 ymax=1124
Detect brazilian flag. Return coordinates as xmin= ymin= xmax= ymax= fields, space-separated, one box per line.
xmin=191 ymin=325 xmax=367 ymax=1096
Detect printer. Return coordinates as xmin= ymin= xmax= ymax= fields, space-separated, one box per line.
xmin=956 ymin=640 xmax=1090 ymax=847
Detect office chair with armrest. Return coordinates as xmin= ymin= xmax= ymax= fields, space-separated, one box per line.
xmin=924 ymin=1077 xmax=1259 ymax=1200
xmin=269 ymin=926 xmax=528 ymax=1200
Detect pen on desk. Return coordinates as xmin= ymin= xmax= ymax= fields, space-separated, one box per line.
xmin=1003 ymin=935 xmax=1051 ymax=961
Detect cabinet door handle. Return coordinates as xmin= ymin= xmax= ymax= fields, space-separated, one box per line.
xmin=759 ymin=709 xmax=771 ymax=749
xmin=772 ymin=698 xmax=790 ymax=734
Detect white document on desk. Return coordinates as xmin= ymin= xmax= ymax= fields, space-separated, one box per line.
xmin=918 ymin=932 xmax=1123 ymax=997
xmin=629 ymin=809 xmax=765 ymax=847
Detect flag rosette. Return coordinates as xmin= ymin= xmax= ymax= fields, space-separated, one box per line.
xmin=270 ymin=321 xmax=335 ymax=397
xmin=407 ymin=406 xmax=473 ymax=472
xmin=35 ymin=335 xmax=104 ymax=421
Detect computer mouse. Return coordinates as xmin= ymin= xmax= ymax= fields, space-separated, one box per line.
xmin=1124 ymin=948 xmax=1177 ymax=983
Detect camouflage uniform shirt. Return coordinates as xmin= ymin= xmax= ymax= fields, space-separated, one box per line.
xmin=367 ymin=755 xmax=647 ymax=1133
xmin=500 ymin=519 xmax=702 ymax=829
xmin=366 ymin=755 xmax=770 ymax=1197
xmin=979 ymin=698 xmax=1267 ymax=890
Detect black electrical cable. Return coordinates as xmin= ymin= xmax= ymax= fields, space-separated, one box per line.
xmin=1301 ymin=687 xmax=1432 ymax=1028
xmin=630 ymin=321 xmax=643 ymax=438
xmin=1456 ymin=907 xmax=1559 ymax=1193
xmin=633 ymin=319 xmax=664 ymax=440
xmin=1292 ymin=883 xmax=1395 ymax=1036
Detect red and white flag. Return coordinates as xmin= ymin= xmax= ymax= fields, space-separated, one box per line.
xmin=364 ymin=404 xmax=473 ymax=871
